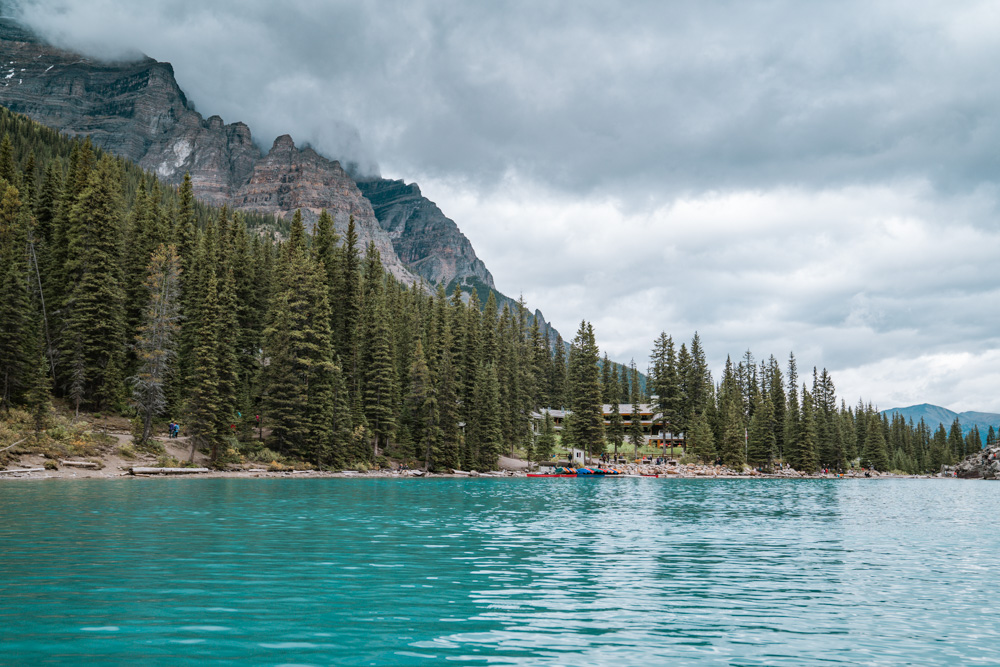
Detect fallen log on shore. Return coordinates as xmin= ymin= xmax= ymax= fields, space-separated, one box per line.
xmin=59 ymin=460 xmax=99 ymax=468
xmin=130 ymin=466 xmax=211 ymax=475
xmin=0 ymin=467 xmax=46 ymax=474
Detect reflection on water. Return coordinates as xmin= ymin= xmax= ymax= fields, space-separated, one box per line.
xmin=1 ymin=478 xmax=997 ymax=665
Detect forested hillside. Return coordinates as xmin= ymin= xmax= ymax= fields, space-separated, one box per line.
xmin=0 ymin=106 xmax=587 ymax=471
xmin=0 ymin=106 xmax=982 ymax=474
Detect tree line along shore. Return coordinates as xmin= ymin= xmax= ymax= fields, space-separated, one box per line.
xmin=0 ymin=105 xmax=987 ymax=476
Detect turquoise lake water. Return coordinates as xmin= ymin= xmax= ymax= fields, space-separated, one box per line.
xmin=1 ymin=478 xmax=997 ymax=665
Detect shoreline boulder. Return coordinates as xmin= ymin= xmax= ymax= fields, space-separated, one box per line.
xmin=954 ymin=447 xmax=1000 ymax=479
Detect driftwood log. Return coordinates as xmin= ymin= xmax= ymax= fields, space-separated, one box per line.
xmin=0 ymin=467 xmax=45 ymax=474
xmin=130 ymin=466 xmax=211 ymax=475
xmin=59 ymin=460 xmax=99 ymax=468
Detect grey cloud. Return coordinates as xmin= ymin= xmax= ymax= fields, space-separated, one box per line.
xmin=12 ymin=0 xmax=1000 ymax=199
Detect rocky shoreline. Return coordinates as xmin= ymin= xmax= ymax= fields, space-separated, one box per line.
xmin=955 ymin=446 xmax=1000 ymax=479
xmin=0 ymin=461 xmax=935 ymax=481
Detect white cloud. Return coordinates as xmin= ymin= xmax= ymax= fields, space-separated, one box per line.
xmin=415 ymin=174 xmax=1000 ymax=410
xmin=837 ymin=350 xmax=1000 ymax=413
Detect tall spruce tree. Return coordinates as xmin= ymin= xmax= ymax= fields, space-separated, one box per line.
xmin=789 ymin=387 xmax=819 ymax=472
xmin=467 ymin=362 xmax=503 ymax=470
xmin=688 ymin=410 xmax=716 ymax=464
xmin=129 ymin=244 xmax=181 ymax=444
xmin=62 ymin=156 xmax=127 ymax=410
xmin=0 ymin=184 xmax=34 ymax=409
xmin=187 ymin=267 xmax=221 ymax=462
xmin=535 ymin=410 xmax=557 ymax=462
xmin=719 ymin=396 xmax=746 ymax=469
xmin=566 ymin=321 xmax=604 ymax=457
xmin=784 ymin=353 xmax=800 ymax=463
xmin=361 ymin=244 xmax=397 ymax=457
xmin=947 ymin=418 xmax=964 ymax=461
xmin=861 ymin=412 xmax=890 ymax=471
xmin=406 ymin=340 xmax=440 ymax=471
xmin=628 ymin=393 xmax=646 ymax=458
xmin=746 ymin=391 xmax=775 ymax=468
xmin=605 ymin=363 xmax=625 ymax=456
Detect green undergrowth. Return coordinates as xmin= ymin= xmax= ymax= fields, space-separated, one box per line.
xmin=0 ymin=407 xmax=114 ymax=467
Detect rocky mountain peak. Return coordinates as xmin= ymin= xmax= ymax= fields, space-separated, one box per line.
xmin=270 ymin=133 xmax=296 ymax=151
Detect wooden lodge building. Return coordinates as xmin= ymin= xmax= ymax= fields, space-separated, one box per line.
xmin=531 ymin=404 xmax=685 ymax=448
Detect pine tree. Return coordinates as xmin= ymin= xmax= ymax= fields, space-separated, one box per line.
xmin=21 ymin=152 xmax=36 ymax=210
xmin=550 ymin=333 xmax=566 ymax=408
xmin=747 ymin=391 xmax=775 ymax=468
xmin=535 ymin=410 xmax=557 ymax=462
xmin=298 ymin=255 xmax=338 ymax=466
xmin=789 ymin=387 xmax=819 ymax=472
xmin=467 ymin=362 xmax=503 ymax=470
xmin=214 ymin=262 xmax=240 ymax=453
xmin=435 ymin=337 xmax=461 ymax=470
xmin=676 ymin=342 xmax=693 ymax=433
xmin=123 ymin=178 xmax=158 ymax=345
xmin=61 ymin=156 xmax=127 ymax=410
xmin=947 ymin=418 xmax=964 ymax=461
xmin=650 ymin=332 xmax=681 ymax=448
xmin=0 ymin=134 xmax=16 ymax=185
xmin=766 ymin=355 xmax=786 ymax=459
xmin=530 ymin=319 xmax=549 ymax=408
xmin=861 ymin=412 xmax=890 ymax=471
xmin=929 ymin=423 xmax=949 ymax=470
xmin=23 ymin=325 xmax=52 ymax=433
xmin=260 ymin=216 xmax=340 ymax=464
xmin=688 ymin=410 xmax=716 ymax=464
xmin=784 ymin=352 xmax=799 ymax=463
xmin=628 ymin=395 xmax=644 ymax=459
xmin=605 ymin=364 xmax=625 ymax=457
xmin=174 ymin=172 xmax=199 ymax=394
xmin=618 ymin=363 xmax=629 ymax=404
xmin=361 ymin=246 xmax=397 ymax=457
xmin=187 ymin=268 xmax=221 ymax=462
xmin=719 ymin=396 xmax=746 ymax=469
xmin=0 ymin=184 xmax=35 ymax=409
xmin=129 ymin=244 xmax=181 ymax=444
xmin=337 ymin=215 xmax=362 ymax=404
xmin=406 ymin=340 xmax=440 ymax=470
xmin=313 ymin=209 xmax=340 ymax=319
xmin=566 ymin=321 xmax=604 ymax=457
xmin=686 ymin=332 xmax=711 ymax=417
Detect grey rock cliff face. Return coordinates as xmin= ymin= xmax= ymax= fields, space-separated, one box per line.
xmin=356 ymin=177 xmax=495 ymax=290
xmin=0 ymin=20 xmax=258 ymax=207
xmin=237 ymin=136 xmax=411 ymax=281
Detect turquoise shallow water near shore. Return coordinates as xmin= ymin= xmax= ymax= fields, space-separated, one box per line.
xmin=1 ymin=478 xmax=997 ymax=665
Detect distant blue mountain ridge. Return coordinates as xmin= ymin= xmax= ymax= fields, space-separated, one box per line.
xmin=880 ymin=403 xmax=1000 ymax=439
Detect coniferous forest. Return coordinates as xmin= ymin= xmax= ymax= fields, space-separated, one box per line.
xmin=0 ymin=106 xmax=981 ymax=473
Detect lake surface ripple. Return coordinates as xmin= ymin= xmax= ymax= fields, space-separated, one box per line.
xmin=1 ymin=478 xmax=997 ymax=665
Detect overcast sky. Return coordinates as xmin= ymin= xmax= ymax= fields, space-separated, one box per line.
xmin=12 ymin=0 xmax=1000 ymax=411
